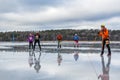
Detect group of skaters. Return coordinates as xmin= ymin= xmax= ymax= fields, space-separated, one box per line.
xmin=28 ymin=24 xmax=111 ymax=56
xmin=28 ymin=32 xmax=41 ymax=51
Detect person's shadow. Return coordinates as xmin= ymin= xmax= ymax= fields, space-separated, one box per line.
xmin=33 ymin=52 xmax=41 ymax=73
xmin=98 ymin=56 xmax=111 ymax=80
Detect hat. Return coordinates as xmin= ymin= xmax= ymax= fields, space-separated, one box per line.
xmin=101 ymin=24 xmax=105 ymax=27
xmin=75 ymin=34 xmax=77 ymax=36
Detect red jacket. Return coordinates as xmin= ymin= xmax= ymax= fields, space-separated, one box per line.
xmin=57 ymin=34 xmax=63 ymax=40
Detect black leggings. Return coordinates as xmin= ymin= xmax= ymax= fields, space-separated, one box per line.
xmin=33 ymin=40 xmax=41 ymax=50
xmin=57 ymin=40 xmax=61 ymax=48
xmin=101 ymin=39 xmax=111 ymax=54
xmin=29 ymin=42 xmax=34 ymax=49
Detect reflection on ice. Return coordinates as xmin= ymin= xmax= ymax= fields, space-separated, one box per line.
xmin=33 ymin=52 xmax=41 ymax=73
xmin=0 ymin=50 xmax=120 ymax=80
xmin=57 ymin=52 xmax=62 ymax=66
xmin=98 ymin=56 xmax=111 ymax=80
xmin=28 ymin=51 xmax=34 ymax=67
xmin=73 ymin=51 xmax=79 ymax=61
xmin=28 ymin=51 xmax=41 ymax=73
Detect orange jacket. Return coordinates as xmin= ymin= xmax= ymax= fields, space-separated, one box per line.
xmin=99 ymin=28 xmax=109 ymax=39
xmin=57 ymin=34 xmax=63 ymax=40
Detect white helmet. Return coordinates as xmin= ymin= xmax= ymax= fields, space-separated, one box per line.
xmin=75 ymin=34 xmax=77 ymax=36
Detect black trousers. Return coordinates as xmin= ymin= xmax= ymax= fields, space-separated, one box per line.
xmin=33 ymin=40 xmax=41 ymax=50
xmin=57 ymin=40 xmax=61 ymax=48
xmin=101 ymin=39 xmax=111 ymax=54
xmin=29 ymin=42 xmax=34 ymax=49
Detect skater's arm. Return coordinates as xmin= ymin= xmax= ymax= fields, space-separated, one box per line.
xmin=98 ymin=31 xmax=103 ymax=37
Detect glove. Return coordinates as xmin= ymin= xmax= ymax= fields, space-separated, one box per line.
xmin=98 ymin=32 xmax=100 ymax=35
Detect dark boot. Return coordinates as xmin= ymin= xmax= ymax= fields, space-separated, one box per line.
xmin=106 ymin=44 xmax=111 ymax=57
xmin=60 ymin=45 xmax=61 ymax=48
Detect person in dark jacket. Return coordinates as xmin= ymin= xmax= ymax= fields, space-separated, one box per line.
xmin=33 ymin=32 xmax=41 ymax=51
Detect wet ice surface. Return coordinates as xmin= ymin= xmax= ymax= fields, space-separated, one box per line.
xmin=0 ymin=51 xmax=120 ymax=80
xmin=0 ymin=41 xmax=120 ymax=53
xmin=0 ymin=42 xmax=120 ymax=80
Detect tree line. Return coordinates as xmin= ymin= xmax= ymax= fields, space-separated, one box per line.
xmin=0 ymin=29 xmax=120 ymax=41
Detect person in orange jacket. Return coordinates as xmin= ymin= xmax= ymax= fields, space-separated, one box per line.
xmin=56 ymin=34 xmax=63 ymax=48
xmin=98 ymin=25 xmax=111 ymax=56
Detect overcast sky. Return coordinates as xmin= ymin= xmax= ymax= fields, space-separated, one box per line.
xmin=0 ymin=0 xmax=120 ymax=31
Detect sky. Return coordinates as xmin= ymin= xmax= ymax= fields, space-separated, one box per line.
xmin=0 ymin=0 xmax=120 ymax=31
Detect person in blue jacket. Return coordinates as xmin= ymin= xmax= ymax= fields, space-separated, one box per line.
xmin=73 ymin=34 xmax=79 ymax=47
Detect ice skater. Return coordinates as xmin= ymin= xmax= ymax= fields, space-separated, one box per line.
xmin=33 ymin=32 xmax=41 ymax=51
xmin=28 ymin=33 xmax=34 ymax=50
xmin=73 ymin=34 xmax=79 ymax=47
xmin=98 ymin=25 xmax=111 ymax=56
xmin=56 ymin=34 xmax=63 ymax=48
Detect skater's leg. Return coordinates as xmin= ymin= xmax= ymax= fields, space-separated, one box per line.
xmin=33 ymin=41 xmax=37 ymax=51
xmin=31 ymin=42 xmax=34 ymax=50
xmin=58 ymin=40 xmax=59 ymax=48
xmin=29 ymin=42 xmax=31 ymax=49
xmin=59 ymin=41 xmax=61 ymax=48
xmin=74 ymin=41 xmax=78 ymax=47
xmin=106 ymin=40 xmax=111 ymax=56
xmin=74 ymin=41 xmax=76 ymax=47
xmin=38 ymin=41 xmax=41 ymax=51
xmin=76 ymin=41 xmax=79 ymax=47
xmin=101 ymin=40 xmax=105 ymax=56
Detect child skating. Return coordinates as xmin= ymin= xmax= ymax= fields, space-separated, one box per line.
xmin=73 ymin=34 xmax=79 ymax=47
xmin=28 ymin=33 xmax=34 ymax=50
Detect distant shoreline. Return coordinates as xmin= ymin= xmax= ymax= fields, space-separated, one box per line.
xmin=0 ymin=29 xmax=120 ymax=41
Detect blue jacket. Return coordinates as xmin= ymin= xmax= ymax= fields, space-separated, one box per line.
xmin=73 ymin=35 xmax=79 ymax=41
